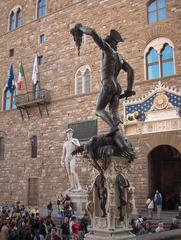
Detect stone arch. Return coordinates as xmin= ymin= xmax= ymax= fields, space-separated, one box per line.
xmin=143 ymin=25 xmax=176 ymax=46
xmin=8 ymin=5 xmax=22 ymax=31
xmin=144 ymin=37 xmax=176 ymax=79
xmin=137 ymin=132 xmax=181 ymax=198
xmin=139 ymin=131 xmax=181 ymax=207
xmin=144 ymin=37 xmax=174 ymax=54
xmin=139 ymin=131 xmax=181 ymax=159
xmin=75 ymin=64 xmax=92 ymax=95
xmin=148 ymin=144 xmax=181 ymax=210
xmin=2 ymin=84 xmax=17 ymax=111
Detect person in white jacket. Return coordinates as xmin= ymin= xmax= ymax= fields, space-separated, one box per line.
xmin=146 ymin=196 xmax=154 ymax=219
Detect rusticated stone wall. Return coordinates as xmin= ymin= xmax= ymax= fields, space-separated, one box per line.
xmin=0 ymin=0 xmax=180 ymax=210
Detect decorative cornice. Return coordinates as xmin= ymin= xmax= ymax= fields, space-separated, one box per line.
xmin=124 ymin=81 xmax=181 ymax=106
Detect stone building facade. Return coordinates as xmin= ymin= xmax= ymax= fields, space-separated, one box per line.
xmin=0 ymin=0 xmax=180 ymax=211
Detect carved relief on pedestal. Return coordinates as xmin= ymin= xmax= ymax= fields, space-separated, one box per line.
xmin=115 ymin=217 xmax=125 ymax=228
xmin=94 ymin=217 xmax=108 ymax=229
xmin=90 ymin=157 xmax=133 ymax=230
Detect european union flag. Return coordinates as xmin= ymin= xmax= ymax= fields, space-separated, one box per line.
xmin=7 ymin=64 xmax=15 ymax=93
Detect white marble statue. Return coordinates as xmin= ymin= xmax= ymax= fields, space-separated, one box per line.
xmin=61 ymin=128 xmax=82 ymax=191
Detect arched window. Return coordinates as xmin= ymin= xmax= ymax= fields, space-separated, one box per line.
xmin=76 ymin=71 xmax=82 ymax=95
xmin=16 ymin=8 xmax=22 ymax=28
xmin=161 ymin=44 xmax=174 ymax=77
xmin=144 ymin=38 xmax=175 ymax=80
xmin=4 ymin=87 xmax=17 ymax=111
xmin=10 ymin=11 xmax=15 ymax=31
xmin=37 ymin=0 xmax=47 ymax=18
xmin=148 ymin=0 xmax=167 ymax=24
xmin=0 ymin=137 xmax=5 ymax=160
xmin=84 ymin=69 xmax=91 ymax=93
xmin=75 ymin=65 xmax=92 ymax=95
xmin=146 ymin=48 xmax=159 ymax=80
xmin=9 ymin=6 xmax=22 ymax=31
xmin=12 ymin=89 xmax=17 ymax=109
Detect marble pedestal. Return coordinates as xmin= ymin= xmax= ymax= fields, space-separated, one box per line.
xmin=65 ymin=190 xmax=88 ymax=216
xmin=85 ymin=156 xmax=136 ymax=240
xmin=85 ymin=228 xmax=136 ymax=240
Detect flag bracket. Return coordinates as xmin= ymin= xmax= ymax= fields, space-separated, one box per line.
xmin=18 ymin=107 xmax=30 ymax=121
xmin=45 ymin=103 xmax=49 ymax=116
xmin=19 ymin=108 xmax=24 ymax=121
xmin=37 ymin=102 xmax=49 ymax=116
xmin=37 ymin=103 xmax=42 ymax=117
xmin=26 ymin=108 xmax=30 ymax=119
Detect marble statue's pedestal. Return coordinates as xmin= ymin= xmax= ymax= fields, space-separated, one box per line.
xmin=85 ymin=156 xmax=136 ymax=240
xmin=85 ymin=228 xmax=135 ymax=240
xmin=65 ymin=190 xmax=88 ymax=216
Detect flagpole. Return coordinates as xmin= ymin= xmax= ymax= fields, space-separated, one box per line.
xmin=36 ymin=52 xmax=41 ymax=89
xmin=24 ymin=75 xmax=28 ymax=94
xmin=21 ymin=60 xmax=28 ymax=94
xmin=34 ymin=54 xmax=41 ymax=98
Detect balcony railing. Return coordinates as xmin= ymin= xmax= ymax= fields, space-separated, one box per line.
xmin=15 ymin=89 xmax=51 ymax=108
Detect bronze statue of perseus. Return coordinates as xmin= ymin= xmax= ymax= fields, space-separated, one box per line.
xmin=71 ymin=23 xmax=135 ymax=134
xmin=71 ymin=24 xmax=136 ymax=172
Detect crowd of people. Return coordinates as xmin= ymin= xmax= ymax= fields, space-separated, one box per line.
xmin=0 ymin=202 xmax=60 ymax=240
xmin=130 ymin=189 xmax=181 ymax=236
xmin=0 ymin=194 xmax=90 ymax=240
xmin=131 ymin=215 xmax=181 ymax=236
xmin=1 ymin=189 xmax=181 ymax=239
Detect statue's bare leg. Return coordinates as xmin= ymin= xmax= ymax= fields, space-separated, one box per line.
xmin=95 ymin=85 xmax=116 ymax=128
xmin=70 ymin=158 xmax=81 ymax=190
xmin=109 ymin=94 xmax=122 ymax=126
xmin=65 ymin=160 xmax=74 ymax=189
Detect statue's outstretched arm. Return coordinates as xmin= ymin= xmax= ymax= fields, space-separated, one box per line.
xmin=77 ymin=24 xmax=108 ymax=51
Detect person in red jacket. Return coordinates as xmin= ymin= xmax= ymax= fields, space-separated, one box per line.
xmin=71 ymin=217 xmax=80 ymax=240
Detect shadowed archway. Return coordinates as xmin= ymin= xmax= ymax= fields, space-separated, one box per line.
xmin=148 ymin=145 xmax=181 ymax=210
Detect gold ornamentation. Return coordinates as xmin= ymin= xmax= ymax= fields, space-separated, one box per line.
xmin=154 ymin=93 xmax=168 ymax=110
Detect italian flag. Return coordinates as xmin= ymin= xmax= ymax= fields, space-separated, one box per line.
xmin=17 ymin=63 xmax=25 ymax=90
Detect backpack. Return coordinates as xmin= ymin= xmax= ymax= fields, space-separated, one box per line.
xmin=155 ymin=194 xmax=162 ymax=205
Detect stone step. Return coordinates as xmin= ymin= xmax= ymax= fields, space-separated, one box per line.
xmin=149 ymin=222 xmax=171 ymax=231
